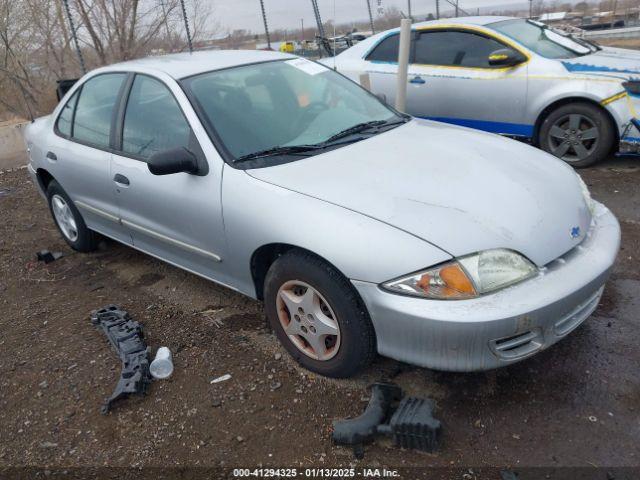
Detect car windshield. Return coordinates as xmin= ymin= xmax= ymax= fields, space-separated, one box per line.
xmin=490 ymin=19 xmax=592 ymax=59
xmin=182 ymin=59 xmax=404 ymax=165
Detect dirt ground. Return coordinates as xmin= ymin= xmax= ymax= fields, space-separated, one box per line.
xmin=1 ymin=147 xmax=639 ymax=479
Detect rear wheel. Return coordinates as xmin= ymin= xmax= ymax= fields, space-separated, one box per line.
xmin=538 ymin=102 xmax=614 ymax=168
xmin=46 ymin=180 xmax=98 ymax=252
xmin=264 ymin=250 xmax=376 ymax=378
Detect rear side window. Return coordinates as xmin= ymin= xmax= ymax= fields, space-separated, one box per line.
xmin=122 ymin=75 xmax=192 ymax=159
xmin=413 ymin=30 xmax=511 ymax=68
xmin=56 ymin=91 xmax=79 ymax=137
xmin=73 ymin=73 xmax=126 ymax=147
xmin=366 ymin=34 xmax=400 ymax=63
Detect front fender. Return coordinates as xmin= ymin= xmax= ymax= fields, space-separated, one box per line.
xmin=221 ymin=166 xmax=452 ymax=298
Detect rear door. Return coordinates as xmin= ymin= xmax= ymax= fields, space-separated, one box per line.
xmin=49 ymin=73 xmax=130 ymax=243
xmin=110 ymin=73 xmax=227 ymax=281
xmin=407 ymin=29 xmax=530 ymax=137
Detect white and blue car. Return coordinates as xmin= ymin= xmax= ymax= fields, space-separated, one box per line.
xmin=327 ymin=16 xmax=640 ymax=167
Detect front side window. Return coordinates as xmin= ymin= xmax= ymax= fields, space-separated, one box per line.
xmin=122 ymin=75 xmax=192 ymax=158
xmin=366 ymin=34 xmax=400 ymax=63
xmin=490 ymin=19 xmax=590 ymax=59
xmin=183 ymin=59 xmax=404 ymax=165
xmin=413 ymin=30 xmax=514 ymax=68
xmin=56 ymin=90 xmax=79 ymax=137
xmin=72 ymin=73 xmax=126 ymax=148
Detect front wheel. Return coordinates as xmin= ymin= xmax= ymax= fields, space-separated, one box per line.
xmin=46 ymin=180 xmax=98 ymax=252
xmin=538 ymin=102 xmax=615 ymax=168
xmin=263 ymin=250 xmax=376 ymax=378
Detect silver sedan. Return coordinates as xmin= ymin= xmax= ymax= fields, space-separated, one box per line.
xmin=327 ymin=16 xmax=640 ymax=167
xmin=24 ymin=50 xmax=620 ymax=377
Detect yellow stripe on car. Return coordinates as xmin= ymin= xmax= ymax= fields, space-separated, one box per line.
xmin=601 ymin=91 xmax=627 ymax=106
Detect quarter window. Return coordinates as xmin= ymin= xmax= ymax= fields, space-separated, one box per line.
xmin=122 ymin=75 xmax=192 ymax=159
xmin=413 ymin=31 xmax=514 ymax=68
xmin=56 ymin=90 xmax=79 ymax=137
xmin=366 ymin=34 xmax=400 ymax=63
xmin=72 ymin=73 xmax=126 ymax=147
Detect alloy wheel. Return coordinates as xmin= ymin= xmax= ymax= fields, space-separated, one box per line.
xmin=547 ymin=113 xmax=599 ymax=163
xmin=51 ymin=194 xmax=78 ymax=242
xmin=276 ymin=280 xmax=341 ymax=361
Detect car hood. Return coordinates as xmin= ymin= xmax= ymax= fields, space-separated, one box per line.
xmin=247 ymin=119 xmax=591 ymax=267
xmin=561 ymin=47 xmax=640 ymax=79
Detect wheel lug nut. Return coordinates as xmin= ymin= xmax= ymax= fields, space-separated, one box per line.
xmin=309 ymin=326 xmax=316 ymax=333
xmin=298 ymin=307 xmax=304 ymax=314
xmin=307 ymin=314 xmax=313 ymax=321
xmin=301 ymin=326 xmax=308 ymax=333
xmin=294 ymin=314 xmax=300 ymax=322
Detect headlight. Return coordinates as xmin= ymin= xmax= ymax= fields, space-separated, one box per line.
xmin=622 ymin=80 xmax=640 ymax=95
xmin=383 ymin=249 xmax=537 ymax=300
xmin=576 ymin=173 xmax=595 ymax=215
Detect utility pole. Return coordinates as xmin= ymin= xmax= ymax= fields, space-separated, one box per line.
xmin=455 ymin=0 xmax=459 ymax=17
xmin=407 ymin=0 xmax=412 ymax=19
xmin=61 ymin=0 xmax=86 ymax=74
xmin=179 ymin=0 xmax=193 ymax=53
xmin=366 ymin=0 xmax=376 ymax=34
xmin=529 ymin=0 xmax=533 ymax=18
xmin=435 ymin=0 xmax=440 ymax=19
xmin=259 ymin=0 xmax=272 ymax=50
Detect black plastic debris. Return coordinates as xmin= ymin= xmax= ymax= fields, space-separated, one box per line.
xmin=90 ymin=305 xmax=152 ymax=414
xmin=332 ymin=382 xmax=441 ymax=457
xmin=36 ymin=250 xmax=64 ymax=264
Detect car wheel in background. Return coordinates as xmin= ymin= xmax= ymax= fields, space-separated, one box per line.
xmin=46 ymin=180 xmax=98 ymax=252
xmin=264 ymin=250 xmax=376 ymax=378
xmin=539 ymin=102 xmax=615 ymax=168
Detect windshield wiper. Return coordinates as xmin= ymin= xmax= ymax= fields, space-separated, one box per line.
xmin=235 ymin=144 xmax=321 ymax=162
xmin=324 ymin=117 xmax=408 ymax=144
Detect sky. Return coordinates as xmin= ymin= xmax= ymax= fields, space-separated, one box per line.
xmin=212 ymin=0 xmax=530 ymax=34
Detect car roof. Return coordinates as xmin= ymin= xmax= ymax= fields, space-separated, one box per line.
xmin=98 ymin=49 xmax=295 ymax=80
xmin=412 ymin=15 xmax=514 ymax=28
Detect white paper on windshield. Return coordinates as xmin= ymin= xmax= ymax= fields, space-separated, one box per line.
xmin=285 ymin=58 xmax=328 ymax=76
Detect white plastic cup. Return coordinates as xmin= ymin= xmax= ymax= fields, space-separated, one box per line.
xmin=150 ymin=346 xmax=174 ymax=379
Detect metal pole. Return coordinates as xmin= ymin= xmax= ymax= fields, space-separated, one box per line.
xmin=529 ymin=0 xmax=533 ymax=18
xmin=407 ymin=0 xmax=412 ymax=19
xmin=61 ymin=0 xmax=86 ymax=74
xmin=455 ymin=0 xmax=459 ymax=17
xmin=259 ymin=0 xmax=271 ymax=50
xmin=435 ymin=0 xmax=440 ymax=19
xmin=179 ymin=0 xmax=193 ymax=53
xmin=366 ymin=0 xmax=376 ymax=34
xmin=395 ymin=18 xmax=411 ymax=112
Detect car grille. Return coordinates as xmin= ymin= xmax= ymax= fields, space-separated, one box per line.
xmin=554 ymin=286 xmax=604 ymax=336
xmin=490 ymin=328 xmax=543 ymax=360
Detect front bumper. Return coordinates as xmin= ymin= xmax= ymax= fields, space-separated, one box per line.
xmin=352 ymin=202 xmax=621 ymax=372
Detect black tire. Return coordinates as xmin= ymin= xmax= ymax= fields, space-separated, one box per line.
xmin=538 ymin=102 xmax=615 ymax=168
xmin=46 ymin=180 xmax=98 ymax=252
xmin=264 ymin=250 xmax=376 ymax=378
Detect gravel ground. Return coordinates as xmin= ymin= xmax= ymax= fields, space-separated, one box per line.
xmin=0 ymin=153 xmax=639 ymax=479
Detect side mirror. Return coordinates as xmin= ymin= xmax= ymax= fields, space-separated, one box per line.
xmin=488 ymin=48 xmax=525 ymax=67
xmin=147 ymin=147 xmax=199 ymax=176
xmin=375 ymin=92 xmax=388 ymax=104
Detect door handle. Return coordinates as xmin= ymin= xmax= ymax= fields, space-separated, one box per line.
xmin=409 ymin=76 xmax=426 ymax=85
xmin=46 ymin=151 xmax=57 ymax=161
xmin=113 ymin=173 xmax=130 ymax=186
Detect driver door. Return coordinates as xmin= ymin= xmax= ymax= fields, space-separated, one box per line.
xmin=110 ymin=73 xmax=227 ymax=281
xmin=407 ymin=29 xmax=530 ymax=137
